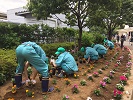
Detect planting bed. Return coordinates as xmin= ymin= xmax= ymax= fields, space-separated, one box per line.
xmin=0 ymin=44 xmax=131 ymax=100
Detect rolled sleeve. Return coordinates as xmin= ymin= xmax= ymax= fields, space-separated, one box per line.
xmin=55 ymin=54 xmax=64 ymax=66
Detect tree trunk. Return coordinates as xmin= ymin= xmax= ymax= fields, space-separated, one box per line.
xmin=108 ymin=29 xmax=112 ymax=41
xmin=78 ymin=27 xmax=82 ymax=50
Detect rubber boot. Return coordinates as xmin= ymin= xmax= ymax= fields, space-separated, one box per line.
xmin=57 ymin=67 xmax=62 ymax=74
xmin=58 ymin=70 xmax=63 ymax=78
xmin=69 ymin=73 xmax=74 ymax=77
xmin=55 ymin=67 xmax=62 ymax=77
xmin=15 ymin=73 xmax=22 ymax=88
xmin=42 ymin=77 xmax=54 ymax=94
xmin=62 ymin=71 xmax=69 ymax=78
xmin=100 ymin=55 xmax=104 ymax=58
xmin=49 ymin=67 xmax=56 ymax=78
xmin=52 ymin=67 xmax=56 ymax=75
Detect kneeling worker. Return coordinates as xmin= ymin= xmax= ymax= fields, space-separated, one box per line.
xmin=92 ymin=44 xmax=107 ymax=58
xmin=81 ymin=47 xmax=99 ymax=63
xmin=51 ymin=47 xmax=78 ymax=77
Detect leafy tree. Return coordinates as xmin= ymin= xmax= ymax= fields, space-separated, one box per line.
xmin=87 ymin=0 xmax=133 ymax=40
xmin=55 ymin=27 xmax=64 ymax=42
xmin=0 ymin=22 xmax=20 ymax=49
xmin=41 ymin=24 xmax=56 ymax=43
xmin=62 ymin=27 xmax=77 ymax=42
xmin=27 ymin=0 xmax=97 ymax=49
xmin=18 ymin=24 xmax=39 ymax=42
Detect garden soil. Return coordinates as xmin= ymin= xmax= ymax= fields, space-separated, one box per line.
xmin=0 ymin=43 xmax=131 ymax=100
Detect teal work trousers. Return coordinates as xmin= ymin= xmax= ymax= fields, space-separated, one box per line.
xmin=15 ymin=44 xmax=48 ymax=77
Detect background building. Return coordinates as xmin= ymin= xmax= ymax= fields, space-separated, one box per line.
xmin=6 ymin=7 xmax=89 ymax=31
xmin=0 ymin=12 xmax=7 ymax=22
xmin=7 ymin=7 xmax=69 ymax=28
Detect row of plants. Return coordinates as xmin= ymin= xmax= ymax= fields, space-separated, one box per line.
xmin=92 ymin=46 xmax=131 ymax=100
xmin=48 ymin=47 xmax=130 ymax=100
xmin=91 ymin=51 xmax=122 ymax=97
xmin=6 ymin=43 xmax=131 ymax=100
xmin=45 ymin=45 xmax=129 ymax=100
xmin=8 ymin=44 xmax=116 ymax=99
xmin=113 ymin=51 xmax=132 ymax=100
xmin=50 ymin=46 xmax=129 ymax=100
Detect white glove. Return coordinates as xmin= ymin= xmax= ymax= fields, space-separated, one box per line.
xmin=25 ymin=79 xmax=30 ymax=86
xmin=50 ymin=59 xmax=55 ymax=64
xmin=31 ymin=80 xmax=36 ymax=84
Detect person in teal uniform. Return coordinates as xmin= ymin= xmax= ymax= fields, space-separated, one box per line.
xmin=104 ymin=38 xmax=114 ymax=50
xmin=92 ymin=44 xmax=107 ymax=58
xmin=51 ymin=47 xmax=78 ymax=77
xmin=104 ymin=37 xmax=108 ymax=45
xmin=15 ymin=41 xmax=53 ymax=94
xmin=82 ymin=47 xmax=99 ymax=63
xmin=106 ymin=40 xmax=114 ymax=50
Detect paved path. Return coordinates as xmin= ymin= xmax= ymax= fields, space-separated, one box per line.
xmin=122 ymin=41 xmax=133 ymax=100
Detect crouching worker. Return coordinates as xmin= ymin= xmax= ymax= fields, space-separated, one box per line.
xmin=15 ymin=41 xmax=54 ymax=94
xmin=51 ymin=47 xmax=78 ymax=78
xmin=104 ymin=38 xmax=114 ymax=50
xmin=81 ymin=47 xmax=99 ymax=64
xmin=92 ymin=44 xmax=107 ymax=58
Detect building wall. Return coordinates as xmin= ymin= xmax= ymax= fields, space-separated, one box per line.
xmin=7 ymin=7 xmax=26 ymax=24
xmin=6 ymin=7 xmax=89 ymax=31
xmin=0 ymin=12 xmax=7 ymax=19
xmin=7 ymin=7 xmax=68 ymax=28
xmin=0 ymin=12 xmax=8 ymax=23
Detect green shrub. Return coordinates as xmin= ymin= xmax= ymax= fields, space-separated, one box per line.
xmin=81 ymin=32 xmax=95 ymax=47
xmin=93 ymin=33 xmax=105 ymax=44
xmin=0 ymin=49 xmax=17 ymax=82
xmin=40 ymin=42 xmax=75 ymax=56
xmin=81 ymin=32 xmax=105 ymax=47
xmin=0 ymin=73 xmax=6 ymax=86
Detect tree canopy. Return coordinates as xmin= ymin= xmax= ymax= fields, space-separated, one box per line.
xmin=27 ymin=0 xmax=133 ymax=47
xmin=87 ymin=0 xmax=133 ymax=40
xmin=27 ymin=0 xmax=98 ymax=49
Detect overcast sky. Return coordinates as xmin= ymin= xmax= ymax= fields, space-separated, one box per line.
xmin=0 ymin=0 xmax=27 ymax=13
